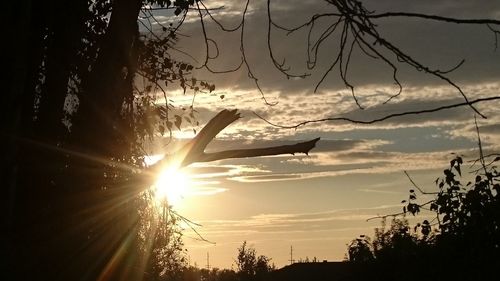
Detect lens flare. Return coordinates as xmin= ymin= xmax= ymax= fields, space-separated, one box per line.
xmin=155 ymin=166 xmax=190 ymax=207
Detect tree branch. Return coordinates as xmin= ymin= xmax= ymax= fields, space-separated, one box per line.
xmin=367 ymin=12 xmax=500 ymax=25
xmin=148 ymin=109 xmax=320 ymax=172
xmin=191 ymin=137 xmax=320 ymax=165
xmin=254 ymin=96 xmax=500 ymax=129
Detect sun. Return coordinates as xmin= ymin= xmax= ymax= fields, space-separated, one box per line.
xmin=154 ymin=166 xmax=190 ymax=207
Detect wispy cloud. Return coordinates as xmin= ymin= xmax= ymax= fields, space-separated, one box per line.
xmin=183 ymin=204 xmax=409 ymax=240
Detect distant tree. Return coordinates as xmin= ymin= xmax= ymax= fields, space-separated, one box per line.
xmin=255 ymin=255 xmax=274 ymax=278
xmin=236 ymin=241 xmax=258 ymax=281
xmin=236 ymin=241 xmax=274 ymax=281
xmin=181 ymin=266 xmax=237 ymax=281
xmin=347 ymin=235 xmax=374 ymax=263
xmin=371 ymin=218 xmax=428 ymax=263
xmin=215 ymin=268 xmax=238 ymax=281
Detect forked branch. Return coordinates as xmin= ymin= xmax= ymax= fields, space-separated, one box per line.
xmin=149 ymin=109 xmax=320 ymax=172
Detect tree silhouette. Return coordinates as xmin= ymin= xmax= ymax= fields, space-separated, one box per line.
xmin=236 ymin=241 xmax=274 ymax=281
xmin=347 ymin=235 xmax=374 ymax=263
xmin=350 ymin=147 xmax=500 ymax=280
xmin=3 ymin=1 xmax=211 ymax=279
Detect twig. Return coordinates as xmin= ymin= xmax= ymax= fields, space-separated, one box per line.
xmin=254 ymin=96 xmax=500 ymax=129
xmin=404 ymin=171 xmax=439 ymax=195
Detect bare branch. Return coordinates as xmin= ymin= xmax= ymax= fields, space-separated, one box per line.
xmin=474 ymin=115 xmax=489 ymax=176
xmin=404 ymin=171 xmax=439 ymax=195
xmin=194 ymin=137 xmax=320 ymax=165
xmin=267 ymin=0 xmax=310 ymax=79
xmin=148 ymin=109 xmax=320 ymax=171
xmin=367 ymin=12 xmax=500 ymax=25
xmin=254 ymin=96 xmax=500 ymax=129
xmin=366 ymin=200 xmax=435 ymax=222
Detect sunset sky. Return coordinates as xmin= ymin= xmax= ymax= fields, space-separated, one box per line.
xmin=141 ymin=0 xmax=500 ymax=268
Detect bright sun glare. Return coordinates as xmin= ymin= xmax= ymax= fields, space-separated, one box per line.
xmin=154 ymin=166 xmax=190 ymax=207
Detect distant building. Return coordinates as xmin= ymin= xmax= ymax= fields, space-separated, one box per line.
xmin=271 ymin=261 xmax=380 ymax=281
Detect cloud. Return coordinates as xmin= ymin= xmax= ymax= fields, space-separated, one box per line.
xmin=478 ymin=124 xmax=500 ymax=135
xmin=183 ymin=204 xmax=413 ymax=238
xmin=155 ymin=83 xmax=499 ymax=149
xmin=188 ymin=186 xmax=228 ymax=196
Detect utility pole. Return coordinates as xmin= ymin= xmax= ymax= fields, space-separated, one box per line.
xmin=289 ymin=246 xmax=295 ymax=265
xmin=206 ymin=252 xmax=210 ymax=271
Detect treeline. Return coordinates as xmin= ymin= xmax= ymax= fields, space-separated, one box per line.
xmin=347 ymin=155 xmax=500 ymax=281
xmin=154 ymin=241 xmax=274 ymax=281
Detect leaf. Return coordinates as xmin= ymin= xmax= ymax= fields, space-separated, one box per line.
xmin=174 ymin=115 xmax=182 ymax=130
xmin=430 ymin=203 xmax=438 ymax=211
xmin=494 ymin=156 xmax=500 ymax=162
xmin=454 ymin=164 xmax=461 ymax=176
xmin=443 ymin=214 xmax=450 ymax=223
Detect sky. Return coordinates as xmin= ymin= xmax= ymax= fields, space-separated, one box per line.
xmin=141 ymin=0 xmax=500 ymax=269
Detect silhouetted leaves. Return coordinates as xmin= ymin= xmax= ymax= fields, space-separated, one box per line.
xmin=174 ymin=115 xmax=182 ymax=130
xmin=236 ymin=241 xmax=274 ymax=281
xmin=358 ymin=154 xmax=500 ymax=279
xmin=347 ymin=235 xmax=374 ymax=263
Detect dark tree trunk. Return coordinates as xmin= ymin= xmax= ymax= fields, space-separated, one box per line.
xmin=7 ymin=1 xmax=145 ymax=280
xmin=53 ymin=0 xmax=145 ymax=279
xmin=71 ymin=0 xmax=142 ymax=158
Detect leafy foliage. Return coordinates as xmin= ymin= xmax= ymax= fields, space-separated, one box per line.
xmin=137 ymin=193 xmax=187 ymax=281
xmin=347 ymin=235 xmax=374 ymax=263
xmin=236 ymin=241 xmax=274 ymax=281
xmin=348 ymin=153 xmax=500 ymax=279
xmin=5 ymin=0 xmax=216 ymax=279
